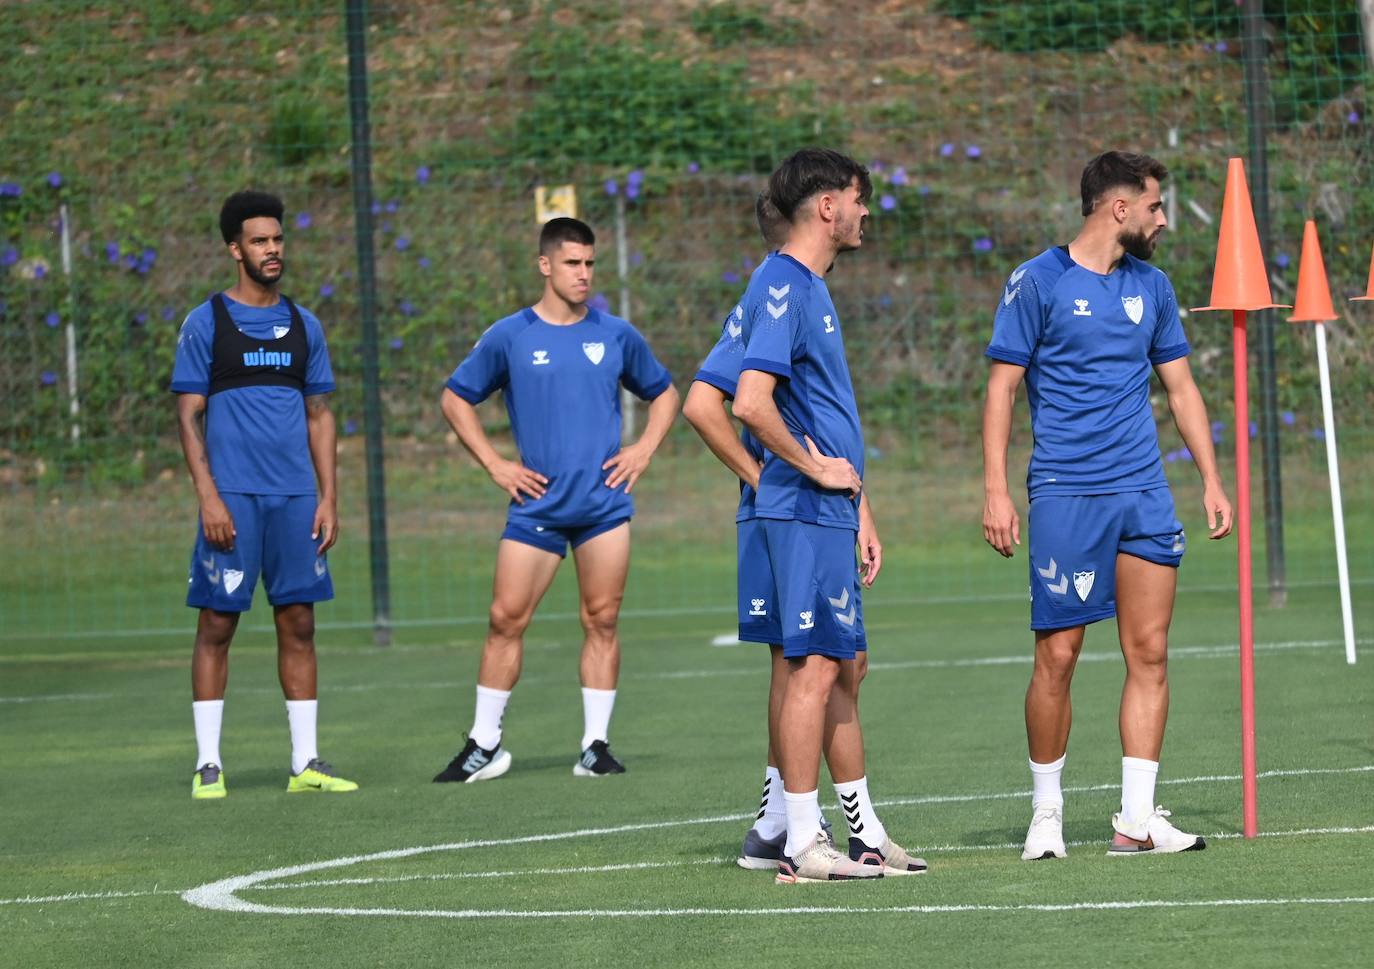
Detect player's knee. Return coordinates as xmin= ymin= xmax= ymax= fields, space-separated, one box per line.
xmin=1033 ymin=640 xmax=1080 ymax=682
xmin=197 ymin=611 xmax=237 ymax=648
xmin=580 ymin=597 xmax=622 ymax=639
xmin=488 ymin=603 xmax=531 ymax=642
xmin=1124 ymin=638 xmax=1169 ymax=679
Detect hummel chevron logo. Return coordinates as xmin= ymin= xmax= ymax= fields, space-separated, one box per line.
xmin=727 ymin=319 xmax=743 ymax=339
xmin=828 ymin=587 xmax=856 ymax=626
xmin=767 ymin=300 xmax=788 ymax=320
xmin=827 ymin=588 xmax=849 ymax=609
xmin=768 ymin=284 xmax=790 ymax=300
xmin=1037 ymin=558 xmax=1069 ymax=595
xmin=1003 ymin=266 xmax=1028 ymax=306
xmin=841 ymin=792 xmax=864 ymax=833
xmin=314 ymin=558 xmax=327 ymax=577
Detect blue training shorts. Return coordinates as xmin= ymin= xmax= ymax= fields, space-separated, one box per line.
xmin=756 ymin=518 xmax=864 ymax=660
xmin=1028 ymin=487 xmax=1185 ymax=631
xmin=738 ymin=518 xmax=865 ymax=651
xmin=187 ymin=493 xmax=333 ymax=612
xmin=501 ymin=516 xmax=629 ymax=558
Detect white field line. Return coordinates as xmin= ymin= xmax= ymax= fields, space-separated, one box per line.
xmin=0 ymin=636 xmax=1359 ymax=704
xmin=0 ymin=886 xmax=181 ymax=906
xmin=260 ymin=858 xmax=729 ymax=891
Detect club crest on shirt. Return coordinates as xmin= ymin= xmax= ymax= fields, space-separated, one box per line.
xmin=1073 ymin=570 xmax=1095 ymax=602
xmin=582 ymin=342 xmax=605 ymax=365
xmin=1121 ymin=295 xmax=1144 ymax=325
xmin=273 ymin=325 xmax=290 ymax=339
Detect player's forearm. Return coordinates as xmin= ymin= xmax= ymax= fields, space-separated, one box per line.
xmin=1168 ymin=385 xmax=1224 ymax=487
xmin=981 ymin=382 xmax=1015 ymax=496
xmin=441 ymin=389 xmax=504 ymax=472
xmin=176 ymin=396 xmax=221 ymax=503
xmin=859 ymin=491 xmax=875 ymax=529
xmin=684 ymin=383 xmax=761 ymax=487
xmin=633 ymin=384 xmax=680 ymax=456
xmin=733 ymin=380 xmax=816 ymax=478
xmin=306 ymin=400 xmax=338 ymax=503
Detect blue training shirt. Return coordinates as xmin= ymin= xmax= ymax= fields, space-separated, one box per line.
xmin=446 ymin=306 xmax=673 ymax=527
xmin=737 ymin=252 xmax=864 ymax=531
xmin=985 ymin=246 xmax=1190 ymax=499
xmin=170 ymin=293 xmax=335 ymax=496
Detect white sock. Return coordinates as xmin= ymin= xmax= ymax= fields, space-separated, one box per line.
xmin=753 ymin=765 xmax=786 ymax=838
xmin=1121 ymin=756 xmax=1160 ymax=825
xmin=783 ymin=789 xmax=822 ymax=858
xmin=285 ymin=699 xmax=318 ymax=775
xmin=834 ymin=776 xmax=888 ymax=849
xmin=580 ymin=687 xmax=616 ymax=750
xmin=193 ymin=699 xmax=224 ymax=769
xmin=1030 ymin=754 xmax=1066 ymax=809
xmin=469 ymin=685 xmax=511 ymax=750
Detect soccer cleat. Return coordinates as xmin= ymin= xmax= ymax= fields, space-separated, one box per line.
xmin=1022 ymin=804 xmax=1067 ymax=861
xmin=433 ymin=737 xmax=512 ymax=783
xmin=192 ymin=763 xmax=226 ymax=800
xmin=1108 ymin=806 xmax=1206 ymax=856
xmin=286 ymin=758 xmax=359 ymax=793
xmin=738 ymin=827 xmax=787 ymax=870
xmin=848 ymin=835 xmax=928 ymax=875
xmin=573 ymin=739 xmax=625 ymax=777
xmin=776 ymin=832 xmax=884 ymax=884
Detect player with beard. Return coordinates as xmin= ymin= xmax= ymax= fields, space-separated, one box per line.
xmin=172 ymin=190 xmax=355 ymax=799
xmin=982 ymin=151 xmax=1232 ymax=859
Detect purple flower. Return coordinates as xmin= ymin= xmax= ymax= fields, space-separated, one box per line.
xmin=389 ymin=337 xmax=403 ymax=350
xmin=416 ymin=165 xmax=431 ymax=184
xmin=343 ymin=419 xmax=358 ymax=435
xmin=399 ymin=299 xmax=416 ymax=316
xmin=124 ymin=253 xmax=139 ymax=270
xmin=1249 ymin=420 xmax=1258 ymax=438
xmin=939 ymin=143 xmax=954 ymax=158
xmin=605 ymin=179 xmax=619 ymax=196
xmin=1311 ymin=428 xmax=1326 ymax=441
xmin=1348 ymin=111 xmax=1361 ymax=125
xmin=879 ymin=194 xmax=897 ymax=211
xmin=132 ymin=312 xmax=148 ymax=326
xmin=40 ymin=370 xmax=57 ymax=386
xmin=687 ymin=161 xmax=700 ymax=174
xmin=918 ymin=185 xmax=931 ymax=196
xmin=869 ymin=160 xmax=886 ymax=173
xmin=1211 ymin=420 xmax=1225 ymax=443
xmin=33 ymin=264 xmax=47 ymax=280
xmin=973 ymin=236 xmax=994 ymax=252
xmin=384 ymin=200 xmax=399 ymax=214
xmin=878 ymin=294 xmax=892 ymax=309
xmin=630 ymin=251 xmax=644 ymax=267
xmin=0 ymin=182 xmax=21 ymax=197
xmin=588 ymin=292 xmax=611 ymax=313
xmin=966 ymin=144 xmax=982 ymax=159
xmin=1215 ymin=40 xmax=1229 ymax=54
xmin=1179 ymin=447 xmax=1192 ymax=461
xmin=105 ymin=241 xmax=120 ymax=263
xmin=1275 ymin=252 xmax=1290 ymax=269
xmin=721 ymin=270 xmax=741 ymax=284
xmin=45 ymin=312 xmax=60 ymax=328
xmin=890 ymin=166 xmax=908 ymax=187
xmin=47 ymin=172 xmax=62 ymax=188
xmin=162 ymin=306 xmax=176 ymax=321
xmin=1281 ymin=411 xmax=1295 ymax=426
xmin=1164 ymin=449 xmax=1179 ymax=463
xmin=1 ymin=246 xmax=17 ymax=267
xmin=417 ymin=256 xmax=431 ymax=270
xmin=627 ymin=169 xmax=643 ymax=186
xmin=319 ymin=282 xmax=335 ymax=298
xmin=370 ymin=201 xmax=382 ymax=215
xmin=380 ymin=220 xmax=392 ymax=234
xmin=625 ymin=182 xmax=640 ymax=201
xmin=295 ymin=212 xmax=312 ymax=230
xmin=395 ymin=236 xmax=411 ymax=252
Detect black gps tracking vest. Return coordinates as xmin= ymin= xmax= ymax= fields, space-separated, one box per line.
xmin=207 ymin=293 xmax=309 ymax=396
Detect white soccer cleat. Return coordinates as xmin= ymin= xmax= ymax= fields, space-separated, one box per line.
xmin=1021 ymin=804 xmax=1067 ymax=861
xmin=776 ymin=832 xmax=884 ymax=884
xmin=1108 ymin=806 xmax=1206 ymax=856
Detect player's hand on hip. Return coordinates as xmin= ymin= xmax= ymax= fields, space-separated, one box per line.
xmin=1204 ymin=481 xmax=1234 ymax=539
xmin=982 ymin=491 xmax=1020 ymax=557
xmin=603 ymin=443 xmax=651 ymax=493
xmin=200 ymin=494 xmax=236 ymax=551
xmin=804 ymin=436 xmax=861 ymax=498
xmin=313 ymin=500 xmax=339 ymax=555
xmin=489 ymin=458 xmax=547 ymax=505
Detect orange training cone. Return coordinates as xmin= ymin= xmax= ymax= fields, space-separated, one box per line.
xmin=1192 ymin=157 xmax=1289 ymax=312
xmin=1289 ymin=220 xmax=1338 ymax=323
xmin=1350 ymin=242 xmax=1374 ymax=301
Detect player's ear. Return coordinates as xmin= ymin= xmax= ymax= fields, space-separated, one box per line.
xmin=227 ymin=240 xmax=244 ymax=263
xmin=537 ymin=253 xmax=551 ymax=277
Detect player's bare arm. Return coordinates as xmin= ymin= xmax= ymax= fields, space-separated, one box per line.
xmin=441 ymin=387 xmax=548 ymax=505
xmin=1155 ymin=357 xmax=1234 ymax=540
xmin=602 ymin=382 xmax=680 ymax=493
xmin=858 ymin=491 xmax=882 ymax=587
xmin=733 ymin=369 xmax=861 ymax=497
xmin=305 ymin=392 xmax=339 ymax=554
xmin=982 ymin=361 xmax=1025 ymax=557
xmin=683 ymin=381 xmax=763 ymax=489
xmin=176 ymin=392 xmax=235 ymax=551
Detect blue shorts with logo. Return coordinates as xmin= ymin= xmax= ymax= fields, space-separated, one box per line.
xmin=187 ymin=493 xmax=333 ymax=612
xmin=1028 ymin=487 xmax=1185 ymax=631
xmin=750 ymin=519 xmax=865 ymax=660
xmin=501 ymin=516 xmax=629 ymax=558
xmin=737 ymin=519 xmax=866 ymax=651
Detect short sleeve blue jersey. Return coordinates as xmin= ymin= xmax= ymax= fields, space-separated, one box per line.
xmin=985 ymin=246 xmax=1190 ymax=499
xmin=738 ymin=252 xmax=864 ymax=530
xmin=170 ymin=293 xmax=335 ymax=496
xmin=446 ymin=306 xmax=673 ymax=527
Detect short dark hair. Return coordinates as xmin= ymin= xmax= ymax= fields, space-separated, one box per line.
xmin=1080 ymin=151 xmax=1168 ymax=217
xmin=220 ymin=190 xmax=285 ymax=243
xmin=754 ymin=192 xmax=788 ymax=249
xmin=766 ymin=148 xmax=872 ymax=223
xmin=539 ymin=216 xmax=595 ymax=254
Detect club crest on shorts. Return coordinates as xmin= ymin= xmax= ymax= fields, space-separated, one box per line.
xmin=582 ymin=342 xmax=605 ymax=365
xmin=223 ymin=569 xmax=245 ymax=595
xmin=1121 ymin=294 xmax=1144 ymax=325
xmin=799 ymin=610 xmax=814 ymax=630
xmin=1072 ymin=570 xmax=1095 ymax=602
xmin=749 ymin=598 xmax=767 ymax=616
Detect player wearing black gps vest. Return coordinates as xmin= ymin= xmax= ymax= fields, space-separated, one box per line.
xmin=170 ymin=190 xmax=357 ymax=799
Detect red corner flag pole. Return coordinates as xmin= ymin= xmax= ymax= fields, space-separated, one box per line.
xmin=1192 ymin=157 xmax=1288 ymax=839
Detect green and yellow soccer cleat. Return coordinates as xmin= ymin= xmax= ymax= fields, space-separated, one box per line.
xmin=286 ymin=758 xmax=358 ymax=793
xmin=192 ymin=763 xmax=227 ymax=800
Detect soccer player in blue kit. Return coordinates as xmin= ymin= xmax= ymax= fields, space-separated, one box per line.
xmin=172 ymin=191 xmax=356 ymax=799
xmin=982 ymin=151 xmax=1233 ymax=859
xmin=685 ymin=191 xmax=923 ymax=879
xmin=433 ymin=217 xmax=679 ymax=783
